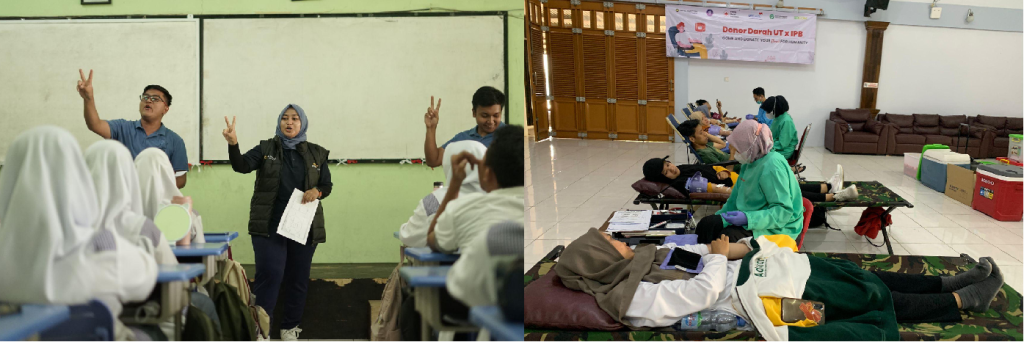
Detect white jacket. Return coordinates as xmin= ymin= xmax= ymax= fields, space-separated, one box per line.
xmin=730 ymin=236 xmax=812 ymax=341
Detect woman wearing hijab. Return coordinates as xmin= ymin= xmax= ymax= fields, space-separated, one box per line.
xmin=0 ymin=126 xmax=158 ymax=340
xmin=399 ymin=140 xmax=487 ymax=247
xmin=556 ymin=229 xmax=1004 ymax=340
xmin=86 ymin=140 xmax=178 ymax=265
xmin=136 ymin=148 xmax=206 ymax=244
xmin=693 ymin=120 xmax=803 ymax=244
xmin=759 ymin=95 xmax=798 ymax=160
xmin=222 ymin=104 xmax=332 ymax=341
xmin=641 ymin=157 xmax=736 ymax=195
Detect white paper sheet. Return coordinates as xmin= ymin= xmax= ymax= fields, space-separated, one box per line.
xmin=276 ymin=189 xmax=319 ymax=245
xmin=606 ymin=210 xmax=653 ymax=233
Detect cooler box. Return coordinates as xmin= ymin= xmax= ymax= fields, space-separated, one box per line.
xmin=1009 ymin=134 xmax=1022 ymax=163
xmin=972 ymin=164 xmax=1023 ymax=221
xmin=920 ymin=149 xmax=970 ymax=193
xmin=904 ymin=153 xmax=921 ymax=178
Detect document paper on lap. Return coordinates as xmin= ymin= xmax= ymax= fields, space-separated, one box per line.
xmin=277 ymin=189 xmax=318 ymax=245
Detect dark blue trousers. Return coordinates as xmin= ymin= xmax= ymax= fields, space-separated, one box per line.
xmin=252 ymin=233 xmax=317 ymax=329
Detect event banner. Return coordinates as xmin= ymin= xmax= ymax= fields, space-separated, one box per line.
xmin=665 ymin=5 xmax=817 ymax=64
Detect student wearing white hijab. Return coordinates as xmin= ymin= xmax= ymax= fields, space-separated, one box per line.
xmin=398 ymin=140 xmax=487 ymax=247
xmin=135 ymin=147 xmax=205 ymax=244
xmin=0 ymin=126 xmax=158 ymax=338
xmin=85 ymin=140 xmax=178 ymax=265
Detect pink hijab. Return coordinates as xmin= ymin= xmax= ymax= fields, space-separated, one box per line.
xmin=731 ymin=120 xmax=774 ymax=162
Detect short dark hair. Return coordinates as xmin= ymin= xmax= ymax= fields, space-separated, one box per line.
xmin=144 ymin=85 xmax=172 ymax=106
xmin=695 ymin=99 xmax=709 ymax=107
xmin=472 ymin=86 xmax=505 ymax=111
xmin=678 ymin=119 xmax=701 ymax=138
xmin=485 ymin=124 xmax=524 ymax=188
xmin=752 ymin=87 xmax=765 ymax=96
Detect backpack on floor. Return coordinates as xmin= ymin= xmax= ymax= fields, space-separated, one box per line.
xmin=211 ymin=281 xmax=258 ymax=341
xmin=372 ymin=264 xmax=404 ymax=341
xmin=216 ymin=258 xmax=270 ymax=340
xmin=183 ymin=304 xmax=219 ymax=341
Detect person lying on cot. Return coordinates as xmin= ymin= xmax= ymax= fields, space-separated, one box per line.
xmin=0 ymin=126 xmax=158 ymax=341
xmin=85 ymin=140 xmax=178 ymax=266
xmin=695 ymin=99 xmax=740 ymax=124
xmin=399 ymin=141 xmax=486 ymax=247
xmin=555 ymin=229 xmax=1005 ymax=341
xmin=427 ymin=124 xmax=525 ymax=254
xmin=135 ymin=148 xmax=206 ymax=245
xmin=689 ymin=107 xmax=733 ymax=137
xmin=693 ymin=120 xmax=804 ymax=244
xmin=642 ymin=157 xmax=736 ymax=195
xmin=678 ymin=119 xmax=731 ymax=164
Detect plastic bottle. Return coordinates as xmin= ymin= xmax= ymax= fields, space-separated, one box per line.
xmin=677 ymin=310 xmax=755 ymax=332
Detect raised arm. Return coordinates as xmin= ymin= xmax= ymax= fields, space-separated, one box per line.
xmin=223 ymin=116 xmax=264 ymax=173
xmin=78 ymin=69 xmax=110 ymax=139
xmin=423 ymin=96 xmax=445 ymax=167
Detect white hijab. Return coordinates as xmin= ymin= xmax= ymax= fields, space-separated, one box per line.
xmin=0 ymin=126 xmax=103 ymax=303
xmin=439 ymin=140 xmax=487 ymax=198
xmin=135 ymin=148 xmax=183 ymax=220
xmin=85 ymin=140 xmax=149 ymax=241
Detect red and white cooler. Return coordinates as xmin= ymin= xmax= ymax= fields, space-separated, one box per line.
xmin=972 ymin=164 xmax=1023 ymax=221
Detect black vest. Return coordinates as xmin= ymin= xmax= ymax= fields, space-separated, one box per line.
xmin=248 ymin=137 xmax=329 ymax=243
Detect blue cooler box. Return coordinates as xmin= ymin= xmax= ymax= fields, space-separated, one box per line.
xmin=921 ymin=150 xmax=970 ymax=193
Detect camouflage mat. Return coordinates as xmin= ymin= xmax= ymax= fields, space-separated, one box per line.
xmin=802 ymin=181 xmax=912 ymax=209
xmin=524 ymin=248 xmax=1023 ymax=341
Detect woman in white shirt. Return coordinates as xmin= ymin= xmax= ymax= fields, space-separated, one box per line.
xmin=135 ymin=147 xmax=205 ymax=244
xmin=0 ymin=126 xmax=158 ymax=340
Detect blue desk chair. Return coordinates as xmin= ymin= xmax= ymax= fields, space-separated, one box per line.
xmin=399 ymin=266 xmax=477 ymax=340
xmin=0 ymin=304 xmax=70 ymax=341
xmin=404 ymin=247 xmax=459 ymax=265
xmin=202 ymin=232 xmax=238 ymax=243
xmin=39 ymin=301 xmax=112 ymax=341
xmin=470 ymin=306 xmax=524 ymax=341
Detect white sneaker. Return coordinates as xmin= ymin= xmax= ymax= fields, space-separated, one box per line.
xmin=827 ymin=165 xmax=845 ymax=194
xmin=834 ymin=185 xmax=859 ymax=202
xmin=281 ymin=327 xmax=302 ymax=341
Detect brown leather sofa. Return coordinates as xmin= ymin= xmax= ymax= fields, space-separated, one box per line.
xmin=876 ymin=113 xmax=987 ymax=158
xmin=969 ymin=115 xmax=1024 ymax=158
xmin=825 ymin=108 xmax=890 ymax=154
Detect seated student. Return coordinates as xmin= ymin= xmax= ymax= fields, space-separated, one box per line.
xmin=399 ymin=141 xmax=487 ymax=247
xmin=0 ymin=126 xmax=158 ymax=340
xmin=678 ymin=119 xmax=730 ymax=164
xmin=760 ymin=95 xmax=797 ymax=160
xmin=556 ymin=228 xmax=1005 ymax=340
xmin=694 ymin=120 xmax=803 ymax=244
xmin=642 ymin=157 xmax=736 ymax=195
xmin=135 ymin=148 xmax=205 ymax=244
xmin=695 ymin=99 xmax=739 ymax=124
xmin=85 ymin=140 xmax=178 ymax=265
xmin=426 ymin=124 xmax=525 ymax=254
xmin=446 ymin=220 xmax=523 ymax=307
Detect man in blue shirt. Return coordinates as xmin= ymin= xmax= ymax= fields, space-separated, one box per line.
xmin=77 ymin=69 xmax=189 ymax=188
xmin=423 ymin=86 xmax=505 ymax=167
xmin=752 ymin=87 xmax=773 ymax=126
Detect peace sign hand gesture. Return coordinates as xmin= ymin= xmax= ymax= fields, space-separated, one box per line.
xmin=77 ymin=69 xmax=94 ymax=101
xmin=424 ymin=96 xmax=442 ymax=129
xmin=223 ymin=116 xmax=238 ymax=145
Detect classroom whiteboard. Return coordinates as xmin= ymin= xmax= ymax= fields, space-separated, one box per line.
xmin=0 ymin=19 xmax=200 ymax=163
xmin=201 ymin=15 xmax=505 ymax=160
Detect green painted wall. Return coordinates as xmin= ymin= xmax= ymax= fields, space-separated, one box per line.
xmin=1 ymin=0 xmax=524 ymax=264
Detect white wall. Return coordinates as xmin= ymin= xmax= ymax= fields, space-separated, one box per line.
xmin=686 ymin=20 xmax=865 ymax=148
xmin=877 ymin=24 xmax=1024 ymax=117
